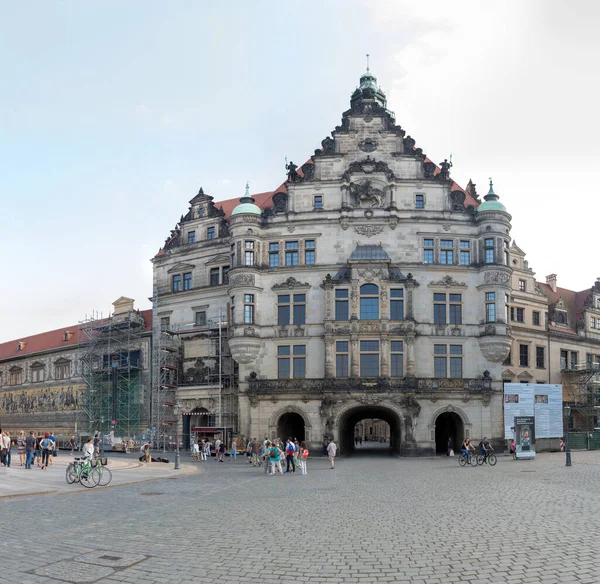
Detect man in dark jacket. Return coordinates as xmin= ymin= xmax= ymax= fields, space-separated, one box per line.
xmin=25 ymin=431 xmax=36 ymax=469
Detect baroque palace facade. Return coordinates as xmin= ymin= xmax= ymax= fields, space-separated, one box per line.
xmin=152 ymin=70 xmax=515 ymax=455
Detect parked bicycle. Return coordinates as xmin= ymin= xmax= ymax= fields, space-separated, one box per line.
xmin=65 ymin=457 xmax=112 ymax=487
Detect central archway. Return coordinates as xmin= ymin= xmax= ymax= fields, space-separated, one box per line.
xmin=337 ymin=404 xmax=403 ymax=455
xmin=434 ymin=412 xmax=464 ymax=454
xmin=277 ymin=412 xmax=305 ymax=442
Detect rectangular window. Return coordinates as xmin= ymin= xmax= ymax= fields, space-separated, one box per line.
xmin=536 ymin=346 xmax=545 ymax=369
xmin=434 ymin=293 xmax=447 ymax=325
xmin=434 ymin=344 xmax=447 ymax=378
xmin=440 ymin=239 xmax=453 ymax=248
xmin=336 ymin=341 xmax=349 ymax=377
xmin=10 ymin=370 xmax=22 ymax=385
xmin=560 ymin=349 xmax=568 ymax=370
xmin=587 ymin=353 xmax=593 ymax=368
xmin=519 ymin=344 xmax=529 ymax=367
xmin=390 ymin=289 xmax=404 ymax=320
xmin=533 ymin=311 xmax=540 ymax=326
xmin=222 ymin=265 xmax=230 ymax=285
xmin=516 ymin=308 xmax=524 ymax=323
xmin=243 ymin=294 xmax=255 ymax=324
xmin=172 ymin=275 xmax=182 ymax=292
xmin=459 ymin=250 xmax=470 ymax=266
xmin=591 ymin=317 xmax=596 ymax=329
xmin=314 ymin=195 xmax=323 ymax=209
xmin=210 ymin=268 xmax=220 ymax=286
xmin=293 ymin=294 xmax=306 ymax=325
xmin=305 ymin=240 xmax=315 ymax=265
xmin=278 ymin=346 xmax=291 ymax=379
xmin=188 ymin=231 xmax=196 ymax=244
xmin=459 ymin=240 xmax=470 ymax=249
xmin=485 ymin=292 xmax=496 ymax=323
xmin=391 ymin=341 xmax=403 ymax=377
xmin=183 ymin=272 xmax=192 ymax=291
xmin=293 ymin=345 xmax=306 ymax=379
xmin=55 ymin=362 xmax=70 ymax=380
xmin=269 ymin=242 xmax=280 ymax=268
xmin=335 ymin=289 xmax=349 ymax=321
xmin=207 ymin=226 xmax=216 ymax=240
xmin=484 ymin=238 xmax=495 ymax=264
xmin=424 ymin=239 xmax=434 ymax=264
xmin=277 ymin=295 xmax=290 ymax=326
xmin=285 ymin=241 xmax=299 ymax=266
xmin=449 ymin=345 xmax=462 ymax=378
xmin=415 ymin=194 xmax=424 ymax=209
xmin=440 ymin=240 xmax=454 ymax=265
xmin=519 ymin=279 xmax=526 ymax=292
xmin=449 ymin=294 xmax=462 ymax=325
xmin=571 ymin=351 xmax=578 ymax=370
xmin=195 ymin=311 xmax=206 ymax=326
xmin=244 ymin=240 xmax=255 ymax=267
xmin=360 ymin=340 xmax=379 ymax=377
xmin=160 ymin=316 xmax=170 ymax=331
xmin=32 ymin=368 xmax=44 ymax=382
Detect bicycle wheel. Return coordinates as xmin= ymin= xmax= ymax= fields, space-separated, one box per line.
xmin=459 ymin=455 xmax=466 ymax=467
xmin=488 ymin=454 xmax=497 ymax=466
xmin=65 ymin=464 xmax=78 ymax=484
xmin=81 ymin=468 xmax=100 ymax=488
xmin=469 ymin=455 xmax=478 ymax=467
xmin=476 ymin=454 xmax=485 ymax=465
xmin=97 ymin=466 xmax=112 ymax=486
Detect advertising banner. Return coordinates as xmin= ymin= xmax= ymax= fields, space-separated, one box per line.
xmin=514 ymin=416 xmax=536 ymax=459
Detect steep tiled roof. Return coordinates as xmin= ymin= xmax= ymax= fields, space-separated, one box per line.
xmin=0 ymin=310 xmax=152 ymax=362
xmin=537 ymin=282 xmax=594 ymax=334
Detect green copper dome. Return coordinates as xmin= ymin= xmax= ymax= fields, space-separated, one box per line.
xmin=231 ymin=182 xmax=261 ymax=216
xmin=477 ymin=179 xmax=506 ymax=213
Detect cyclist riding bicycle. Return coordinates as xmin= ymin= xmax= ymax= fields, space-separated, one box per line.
xmin=461 ymin=438 xmax=474 ymax=459
xmin=478 ymin=437 xmax=493 ymax=462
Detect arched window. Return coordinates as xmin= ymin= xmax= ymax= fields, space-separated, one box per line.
xmin=556 ymin=311 xmax=567 ymax=325
xmin=360 ymin=284 xmax=379 ymax=320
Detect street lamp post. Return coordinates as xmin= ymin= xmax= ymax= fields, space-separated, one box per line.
xmin=564 ymin=404 xmax=571 ymax=467
xmin=173 ymin=405 xmax=181 ymax=470
xmin=100 ymin=417 xmax=105 ymax=457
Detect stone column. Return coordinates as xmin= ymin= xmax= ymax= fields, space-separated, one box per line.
xmin=405 ymin=276 xmax=417 ymax=320
xmin=324 ymin=336 xmax=334 ymax=378
xmin=406 ymin=334 xmax=416 ymax=377
xmin=350 ymin=336 xmax=359 ymax=377
xmin=381 ymin=335 xmax=390 ymax=377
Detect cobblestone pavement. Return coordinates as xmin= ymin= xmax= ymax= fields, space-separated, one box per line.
xmin=1 ymin=451 xmax=599 ymax=583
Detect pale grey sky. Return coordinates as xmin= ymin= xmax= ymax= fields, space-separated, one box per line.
xmin=1 ymin=0 xmax=599 ymax=342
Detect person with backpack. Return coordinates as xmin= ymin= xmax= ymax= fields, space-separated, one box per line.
xmin=40 ymin=432 xmax=53 ymax=470
xmin=284 ymin=438 xmax=296 ymax=473
xmin=269 ymin=441 xmax=283 ymax=475
xmin=300 ymin=441 xmax=309 ymax=475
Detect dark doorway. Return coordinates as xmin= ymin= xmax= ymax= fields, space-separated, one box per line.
xmin=277 ymin=412 xmax=305 ymax=442
xmin=434 ymin=411 xmax=464 ymax=455
xmin=338 ymin=406 xmax=402 ymax=455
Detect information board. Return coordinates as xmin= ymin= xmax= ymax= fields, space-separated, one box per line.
xmin=504 ymin=383 xmax=563 ymax=439
xmin=514 ymin=416 xmax=536 ymax=459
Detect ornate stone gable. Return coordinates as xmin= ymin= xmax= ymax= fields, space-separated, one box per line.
xmin=272 ymin=277 xmax=310 ymax=290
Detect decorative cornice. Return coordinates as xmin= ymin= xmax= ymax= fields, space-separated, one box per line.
xmin=354 ymin=225 xmax=384 ymax=238
xmin=428 ymin=275 xmax=467 ymax=288
xmin=272 ymin=277 xmax=310 ymax=290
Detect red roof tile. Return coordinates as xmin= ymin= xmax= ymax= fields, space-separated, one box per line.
xmin=0 ymin=310 xmax=152 ymax=361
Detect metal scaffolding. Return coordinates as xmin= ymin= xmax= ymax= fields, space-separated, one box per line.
xmin=150 ymin=292 xmax=179 ymax=449
xmin=562 ymin=363 xmax=600 ymax=432
xmin=79 ymin=310 xmax=148 ymax=439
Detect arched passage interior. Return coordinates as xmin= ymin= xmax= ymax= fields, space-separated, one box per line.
xmin=338 ymin=405 xmax=402 ymax=455
xmin=434 ymin=411 xmax=464 ymax=454
xmin=276 ymin=412 xmax=305 ymax=442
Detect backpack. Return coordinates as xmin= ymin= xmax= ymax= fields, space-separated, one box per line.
xmin=270 ymin=447 xmax=278 ymax=458
xmin=302 ymin=449 xmax=309 ymax=458
xmin=286 ymin=442 xmax=295 ymax=455
xmin=43 ymin=438 xmax=52 ymax=450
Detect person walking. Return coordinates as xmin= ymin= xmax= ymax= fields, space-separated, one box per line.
xmin=300 ymin=441 xmax=309 ymax=475
xmin=510 ymin=439 xmax=516 ymax=460
xmin=191 ymin=441 xmax=200 ymax=461
xmin=49 ymin=432 xmax=57 ymax=464
xmin=2 ymin=431 xmax=12 ymax=467
xmin=201 ymin=439 xmax=209 ymax=462
xmin=251 ymin=437 xmax=261 ymax=467
xmin=93 ymin=433 xmax=100 ymax=458
xmin=35 ymin=433 xmax=43 ymax=468
xmin=17 ymin=431 xmax=26 ymax=466
xmin=285 ymin=438 xmax=296 ymax=474
xmin=327 ymin=439 xmax=337 ymax=469
xmin=229 ymin=439 xmax=237 ymax=462
xmin=218 ymin=441 xmax=225 ymax=462
xmin=447 ymin=436 xmax=454 ymax=457
xmin=262 ymin=441 xmax=271 ymax=474
xmin=41 ymin=433 xmax=53 ymax=470
xmin=25 ymin=431 xmax=36 ymax=469
xmin=69 ymin=435 xmax=77 ymax=455
xmin=269 ymin=441 xmax=283 ymax=475
xmin=141 ymin=440 xmax=151 ymax=463
xmin=214 ymin=436 xmax=222 ymax=462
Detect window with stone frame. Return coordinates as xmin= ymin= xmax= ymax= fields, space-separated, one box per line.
xmin=440 ymin=240 xmax=454 ymax=265
xmin=390 ymin=289 xmax=404 ymax=320
xmin=434 ymin=345 xmax=462 ymax=378
xmin=459 ymin=240 xmax=471 ymax=266
xmin=390 ymin=341 xmax=403 ymax=377
xmin=360 ymin=340 xmax=379 ymax=377
xmin=415 ymin=194 xmax=425 ymax=209
xmin=285 ymin=241 xmax=299 ymax=267
xmin=515 ymin=307 xmax=525 ymax=323
xmin=360 ymin=284 xmax=379 ymax=320
xmin=555 ymin=310 xmax=567 ymax=325
xmin=10 ymin=367 xmax=22 ymax=385
xmin=533 ymin=311 xmax=541 ymax=326
xmin=55 ymin=361 xmax=71 ymax=380
xmin=485 ymin=292 xmax=496 ymax=323
xmin=160 ymin=316 xmax=170 ymax=331
xmin=31 ymin=364 xmax=44 ymax=383
xmin=207 ymin=226 xmax=216 ymax=240
xmin=519 ymin=344 xmax=529 ymax=367
xmin=336 ymin=341 xmax=349 ymax=377
xmin=195 ymin=311 xmax=207 ymax=326
xmin=503 ymin=348 xmax=512 ymax=366
xmin=244 ymin=241 xmax=255 ymax=266
xmin=313 ymin=195 xmax=323 ymax=209
xmin=172 ymin=274 xmax=182 ymax=293
xmin=536 ymin=346 xmax=545 ymax=369
xmin=305 ymin=240 xmax=316 ymax=265
xmin=434 ymin=293 xmax=462 ymax=325
xmin=570 ymin=351 xmax=578 ymax=370
xmin=560 ymin=349 xmax=568 ymax=370
xmin=519 ymin=279 xmax=526 ymax=292
xmin=243 ymin=294 xmax=255 ymax=324
xmin=210 ymin=267 xmax=220 ymax=286
xmin=277 ymin=345 xmax=306 ymax=379
xmin=484 ymin=238 xmax=495 ymax=264
xmin=335 ymin=289 xmax=349 ymax=321
xmin=188 ymin=230 xmax=196 ymax=244
xmin=277 ymin=294 xmax=306 ymax=326
xmin=269 ymin=242 xmax=280 ymax=267
xmin=183 ymin=272 xmax=193 ymax=291
xmin=423 ymin=239 xmax=434 ymax=264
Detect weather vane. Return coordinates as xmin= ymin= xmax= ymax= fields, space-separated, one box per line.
xmin=366 ymin=53 xmax=370 ymax=72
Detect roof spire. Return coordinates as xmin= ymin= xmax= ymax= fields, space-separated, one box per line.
xmin=477 ymin=176 xmax=506 ymax=212
xmin=366 ymin=53 xmax=370 ymax=72
xmin=240 ymin=181 xmax=253 ymax=204
xmin=487 ymin=177 xmax=496 ymax=198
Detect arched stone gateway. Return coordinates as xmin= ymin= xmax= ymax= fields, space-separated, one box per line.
xmin=428 ymin=405 xmax=472 ymax=455
xmin=269 ymin=406 xmax=311 ymax=443
xmin=334 ymin=400 xmax=410 ymax=455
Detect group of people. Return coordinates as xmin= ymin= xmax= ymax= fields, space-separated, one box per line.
xmin=460 ymin=436 xmax=494 ymax=462
xmin=0 ymin=430 xmax=60 ymax=470
xmin=191 ymin=438 xmax=227 ymax=462
xmin=244 ymin=436 xmax=311 ymax=475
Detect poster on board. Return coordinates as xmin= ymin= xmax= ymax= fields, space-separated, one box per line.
xmin=504 ymin=383 xmax=563 ymax=439
xmin=514 ymin=416 xmax=536 ymax=459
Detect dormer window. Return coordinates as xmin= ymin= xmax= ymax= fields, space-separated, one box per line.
xmin=199 ymin=207 xmax=205 ymax=217
xmin=519 ymin=279 xmax=526 ymax=292
xmin=63 ymin=331 xmax=73 ymax=342
xmin=17 ymin=341 xmax=25 ymax=352
xmin=556 ymin=311 xmax=567 ymax=325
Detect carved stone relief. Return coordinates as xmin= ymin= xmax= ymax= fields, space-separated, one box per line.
xmin=229 ymin=273 xmax=255 ymax=287
xmin=429 ymin=275 xmax=466 ymax=288
xmin=354 ymin=225 xmax=384 ymax=238
xmin=484 ymin=271 xmax=510 ymax=285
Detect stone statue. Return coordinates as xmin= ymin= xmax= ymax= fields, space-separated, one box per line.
xmin=286 ymin=161 xmax=298 ymax=183
xmin=350 ymin=179 xmax=384 ymax=208
xmin=439 ymin=159 xmax=452 ymax=180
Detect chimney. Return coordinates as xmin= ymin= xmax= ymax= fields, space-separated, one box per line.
xmin=546 ymin=274 xmax=557 ymax=294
